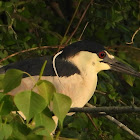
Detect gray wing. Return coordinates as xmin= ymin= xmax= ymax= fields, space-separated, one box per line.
xmin=0 ymin=56 xmax=80 ymax=77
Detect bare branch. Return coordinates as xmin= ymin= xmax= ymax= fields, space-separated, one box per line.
xmin=105 ymin=115 xmax=140 ymax=140
xmin=70 ymin=106 xmax=140 ymax=114
xmin=95 ymin=89 xmax=107 ymax=95
xmin=82 ymin=103 xmax=140 ymax=140
xmin=0 ymin=45 xmax=65 ymax=63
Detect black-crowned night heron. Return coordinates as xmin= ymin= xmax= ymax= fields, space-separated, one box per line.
xmin=0 ymin=40 xmax=140 ymax=126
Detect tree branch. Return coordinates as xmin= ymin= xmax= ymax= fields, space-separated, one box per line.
xmin=105 ymin=115 xmax=140 ymax=140
xmin=70 ymin=106 xmax=140 ymax=114
xmin=0 ymin=45 xmax=65 ymax=63
xmin=71 ymin=104 xmax=140 ymax=140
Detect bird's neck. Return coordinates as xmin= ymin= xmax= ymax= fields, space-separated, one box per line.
xmin=65 ymin=53 xmax=98 ymax=108
xmin=67 ymin=51 xmax=98 ymax=76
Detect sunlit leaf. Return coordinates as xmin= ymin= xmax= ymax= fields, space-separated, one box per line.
xmin=37 ymin=80 xmax=56 ymax=105
xmin=53 ymin=93 xmax=72 ymax=127
xmin=3 ymin=69 xmax=23 ymax=93
xmin=14 ymin=91 xmax=47 ymax=122
xmin=34 ymin=108 xmax=55 ymax=139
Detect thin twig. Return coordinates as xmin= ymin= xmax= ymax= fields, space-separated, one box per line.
xmin=6 ymin=11 xmax=18 ymax=40
xmin=58 ymin=0 xmax=82 ymax=52
xmin=118 ymin=99 xmax=127 ymax=106
xmin=126 ymin=27 xmax=140 ymax=45
xmin=86 ymin=113 xmax=106 ymax=140
xmin=106 ymin=45 xmax=140 ymax=51
xmin=95 ymin=90 xmax=107 ymax=95
xmin=86 ymin=103 xmax=140 ymax=140
xmin=50 ymin=2 xmax=65 ymax=19
xmin=86 ymin=113 xmax=98 ymax=130
xmin=0 ymin=45 xmax=65 ymax=63
xmin=78 ymin=22 xmax=89 ymax=41
xmin=65 ymin=0 xmax=94 ymax=45
xmin=60 ymin=0 xmax=82 ymax=44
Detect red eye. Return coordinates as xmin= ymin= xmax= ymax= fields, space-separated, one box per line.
xmin=98 ymin=51 xmax=106 ymax=59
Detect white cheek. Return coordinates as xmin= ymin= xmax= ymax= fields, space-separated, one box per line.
xmin=100 ymin=63 xmax=111 ymax=70
xmin=94 ymin=61 xmax=111 ymax=73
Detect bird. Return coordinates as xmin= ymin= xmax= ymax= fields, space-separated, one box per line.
xmin=0 ymin=40 xmax=140 ymax=126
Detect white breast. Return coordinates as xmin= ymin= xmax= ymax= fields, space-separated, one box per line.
xmin=9 ymin=73 xmax=97 ymax=108
xmin=46 ymin=73 xmax=97 ymax=108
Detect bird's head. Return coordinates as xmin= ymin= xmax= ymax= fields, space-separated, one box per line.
xmin=59 ymin=40 xmax=140 ymax=78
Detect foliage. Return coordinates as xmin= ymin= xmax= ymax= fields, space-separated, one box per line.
xmin=0 ymin=0 xmax=140 ymax=139
xmin=0 ymin=69 xmax=72 ymax=139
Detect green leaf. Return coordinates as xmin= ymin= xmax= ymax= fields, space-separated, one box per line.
xmin=113 ymin=133 xmax=121 ymax=140
xmin=0 ymin=94 xmax=13 ymax=115
xmin=34 ymin=108 xmax=55 ymax=139
xmin=10 ymin=121 xmax=31 ymax=139
xmin=26 ymin=134 xmax=43 ymax=140
xmin=37 ymin=80 xmax=56 ymax=105
xmin=93 ymin=95 xmax=97 ymax=104
xmin=99 ymin=96 xmax=106 ymax=105
xmin=105 ymin=22 xmax=112 ymax=29
xmin=3 ymin=69 xmax=23 ymax=93
xmin=0 ymin=123 xmax=12 ymax=140
xmin=24 ymin=36 xmax=31 ymax=42
xmin=114 ymin=15 xmax=123 ymax=23
xmin=123 ymin=75 xmax=135 ymax=86
xmin=0 ymin=74 xmax=4 ymax=90
xmin=14 ymin=91 xmax=47 ymax=122
xmin=68 ymin=113 xmax=88 ymax=131
xmin=53 ymin=93 xmax=72 ymax=127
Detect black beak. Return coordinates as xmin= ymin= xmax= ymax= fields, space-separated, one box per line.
xmin=103 ymin=57 xmax=140 ymax=78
